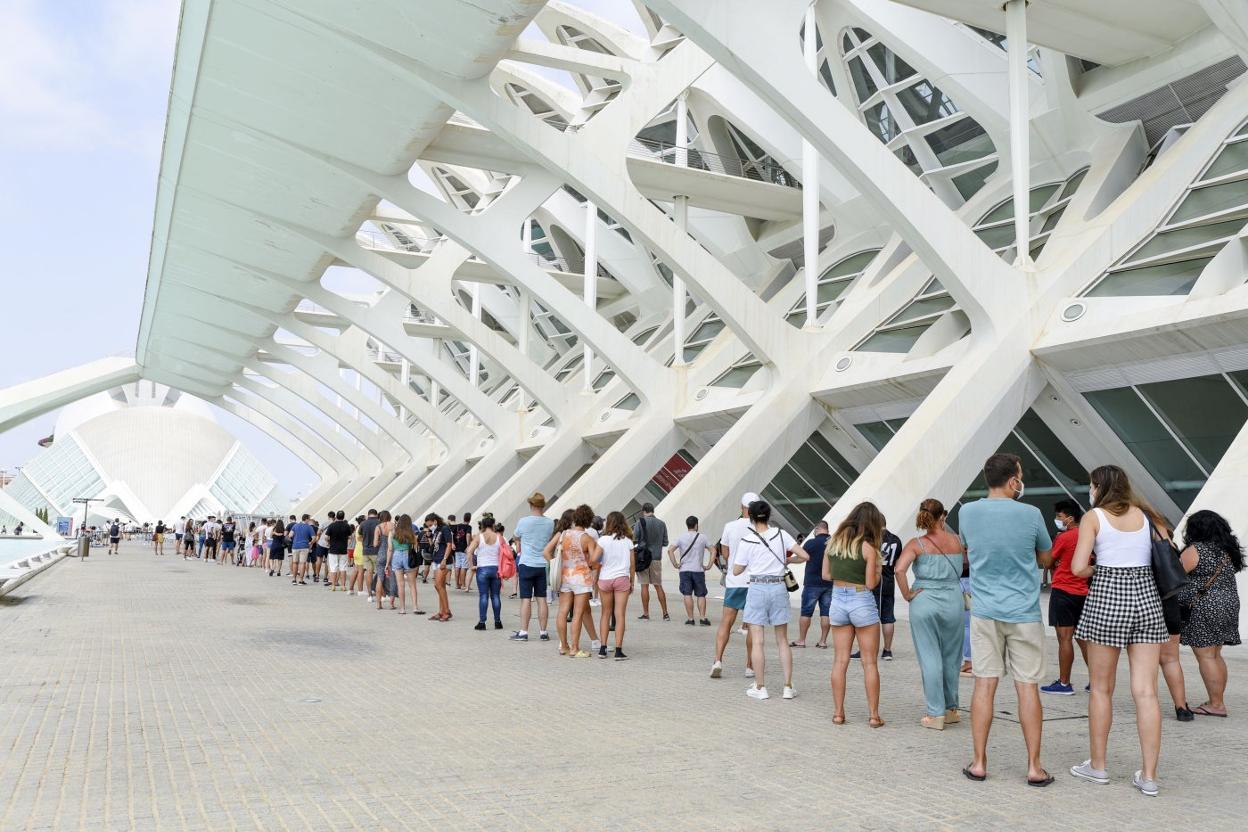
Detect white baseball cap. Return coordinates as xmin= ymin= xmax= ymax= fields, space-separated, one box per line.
xmin=740 ymin=492 xmax=760 ymax=507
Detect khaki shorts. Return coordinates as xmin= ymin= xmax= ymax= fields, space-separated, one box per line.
xmin=970 ymin=618 xmax=1045 ymax=684
xmin=636 ymin=560 xmax=662 ymax=585
xmin=356 ymin=554 xmax=377 ymax=572
xmin=291 ymin=548 xmax=309 ymax=564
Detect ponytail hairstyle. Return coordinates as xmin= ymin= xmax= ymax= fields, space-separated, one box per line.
xmin=393 ymin=514 xmax=417 ymax=546
xmin=1089 ymin=465 xmax=1165 ymax=528
xmin=827 ymin=501 xmax=885 ymax=560
xmin=915 ymin=498 xmax=947 ymax=531
xmin=604 ymin=511 xmax=632 ymax=539
xmin=554 ymin=509 xmax=575 ymax=534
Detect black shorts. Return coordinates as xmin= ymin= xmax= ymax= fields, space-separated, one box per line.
xmin=872 ymin=574 xmax=896 ymax=624
xmin=679 ymin=571 xmax=708 ymax=597
xmin=1048 ymin=587 xmax=1087 ymax=628
xmin=309 ymin=547 xmax=324 ymax=562
xmin=517 ymin=564 xmax=547 ymax=599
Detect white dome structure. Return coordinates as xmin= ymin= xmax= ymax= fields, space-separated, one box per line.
xmin=2 ymin=384 xmax=286 ymax=527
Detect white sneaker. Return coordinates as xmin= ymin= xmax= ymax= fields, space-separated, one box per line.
xmin=590 ymin=639 xmax=601 ymax=650
xmin=744 ymin=668 xmax=756 ymax=679
xmin=783 ymin=686 xmax=796 ymax=700
xmin=746 ymin=685 xmax=769 ymax=700
xmin=710 ymin=660 xmax=722 ymax=679
xmin=736 ymin=626 xmax=748 ymax=636
xmin=367 ymin=595 xmax=374 ymax=602
xmin=589 ymin=598 xmax=601 ymax=607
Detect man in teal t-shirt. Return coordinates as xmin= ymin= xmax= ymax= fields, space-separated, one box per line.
xmin=958 ymin=453 xmax=1055 ymax=787
xmin=509 ymin=492 xmax=554 ymax=642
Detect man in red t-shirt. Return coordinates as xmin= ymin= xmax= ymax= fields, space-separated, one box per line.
xmin=1041 ymin=500 xmax=1090 ymax=695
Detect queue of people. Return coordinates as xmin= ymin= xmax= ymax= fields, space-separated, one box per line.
xmin=125 ymin=451 xmax=1240 ymax=798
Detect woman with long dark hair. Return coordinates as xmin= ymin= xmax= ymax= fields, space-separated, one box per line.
xmin=823 ymin=502 xmax=884 ymax=725
xmin=1178 ymin=509 xmax=1243 ymax=716
xmin=1070 ymin=465 xmax=1167 ymax=796
xmin=267 ymin=519 xmax=287 ymax=577
xmin=388 ymin=514 xmax=420 ymax=615
xmin=592 ymin=511 xmax=634 ymax=660
xmin=545 ymin=505 xmax=595 ymax=657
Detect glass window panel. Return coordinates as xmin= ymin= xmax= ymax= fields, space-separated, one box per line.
xmin=1086 ymin=257 xmax=1211 ymax=297
xmin=1171 ymin=178 xmax=1248 ymax=223
xmin=851 ymin=27 xmax=873 ymax=44
xmin=819 ymin=60 xmax=836 ymax=93
xmin=848 ymin=56 xmax=878 ymax=102
xmin=857 ymin=323 xmax=930 ymax=353
xmin=1229 ymin=369 xmax=1248 ymax=398
xmin=1028 ymin=183 xmax=1062 ymax=212
xmin=816 ymin=278 xmax=851 ymax=305
xmin=953 ymin=160 xmax=997 ymax=199
xmin=805 ymin=431 xmax=860 ymax=487
xmin=895 ymin=144 xmax=923 ymax=175
xmin=980 ymin=198 xmax=1016 ymax=225
xmin=924 ymin=118 xmax=994 ymax=168
xmin=613 ymin=393 xmax=640 ymax=411
xmin=1238 ymin=122 xmax=1248 ymax=137
xmin=763 ymin=463 xmax=824 ymax=525
xmin=1136 ymin=374 xmax=1248 ymax=472
xmin=1014 ymin=409 xmax=1088 ymax=500
xmin=592 ymin=370 xmax=615 ymax=391
xmin=866 ymin=43 xmax=916 ymax=86
xmin=974 ymin=223 xmax=1017 ymax=249
xmin=1201 ymin=140 xmax=1248 ymax=181
xmin=710 ymin=362 xmax=761 ymax=388
xmin=1128 ymin=219 xmax=1245 ymax=262
xmin=863 ymin=101 xmax=900 ymax=142
xmin=631 ymin=326 xmax=657 ymax=345
xmin=785 ymin=307 xmax=807 ymax=328
xmin=1040 ymin=206 xmax=1066 ymax=233
xmin=888 ymin=294 xmax=955 ymax=324
xmin=688 ymin=318 xmax=724 ymax=343
xmin=825 ymin=250 xmax=879 ymax=278
xmin=1084 ymin=387 xmax=1206 ymax=510
xmin=1058 ymin=167 xmax=1090 ymax=199
xmin=896 ymin=80 xmax=958 ymax=124
xmin=855 ymin=421 xmax=895 ymax=452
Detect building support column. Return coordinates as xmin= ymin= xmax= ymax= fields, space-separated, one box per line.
xmin=517 ymin=288 xmax=531 ymax=410
xmin=469 ymin=284 xmax=482 ymax=388
xmin=802 ymin=2 xmax=821 ymax=325
xmin=1006 ymin=0 xmax=1033 ymax=269
xmin=673 ymin=93 xmax=689 ymax=365
xmin=583 ymin=199 xmax=598 ymax=390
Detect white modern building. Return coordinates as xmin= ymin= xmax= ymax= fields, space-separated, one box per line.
xmin=2 ymin=0 xmax=1247 ymax=585
xmin=0 ymin=383 xmax=286 ymax=530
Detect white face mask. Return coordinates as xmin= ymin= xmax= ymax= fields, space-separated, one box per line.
xmin=1013 ymin=478 xmax=1025 ymax=500
xmin=1088 ymin=486 xmax=1096 ymax=504
xmin=1054 ymin=518 xmax=1065 ymax=531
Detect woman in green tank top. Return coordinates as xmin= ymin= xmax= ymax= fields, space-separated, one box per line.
xmin=823 ymin=502 xmax=885 ymax=728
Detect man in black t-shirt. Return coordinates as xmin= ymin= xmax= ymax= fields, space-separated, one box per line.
xmin=108 ymin=519 xmax=122 ymax=555
xmin=324 ymin=510 xmax=354 ymax=592
xmin=450 ymin=513 xmax=472 ymax=591
xmin=850 ymin=528 xmax=902 ymax=661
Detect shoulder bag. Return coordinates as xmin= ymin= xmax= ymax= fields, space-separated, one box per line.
xmin=1147 ymin=517 xmax=1188 ymax=600
xmin=1177 ymin=552 xmax=1227 ymax=630
xmin=633 ymin=517 xmax=652 ymax=572
xmin=750 ymin=528 xmax=799 ymax=592
xmin=921 ymin=535 xmax=972 ymax=610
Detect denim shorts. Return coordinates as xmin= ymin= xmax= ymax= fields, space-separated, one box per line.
xmin=517 ymin=564 xmax=547 ymax=599
xmin=743 ymin=582 xmax=790 ymax=626
xmin=724 ymin=587 xmax=748 ymax=610
xmin=800 ymin=584 xmax=833 ymax=618
xmin=679 ymin=571 xmax=707 ymax=597
xmin=454 ymin=551 xmax=468 ymax=569
xmin=828 ymin=586 xmax=880 ymax=628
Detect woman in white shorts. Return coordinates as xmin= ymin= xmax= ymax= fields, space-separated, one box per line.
xmin=732 ymin=499 xmax=808 ymax=702
xmin=545 ymin=505 xmax=596 ymax=658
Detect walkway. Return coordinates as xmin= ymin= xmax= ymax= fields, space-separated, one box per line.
xmin=1 ymin=542 xmax=1243 ymax=831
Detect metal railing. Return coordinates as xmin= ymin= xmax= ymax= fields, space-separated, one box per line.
xmin=627 ymin=137 xmax=802 ymax=189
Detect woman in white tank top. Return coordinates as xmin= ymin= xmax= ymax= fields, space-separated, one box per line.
xmin=466 ymin=518 xmax=504 ymax=630
xmin=1069 ymin=465 xmax=1169 ymax=796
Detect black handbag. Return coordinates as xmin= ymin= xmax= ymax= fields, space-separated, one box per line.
xmin=633 ymin=518 xmax=652 ymax=572
xmin=1148 ymin=518 xmax=1188 ymax=600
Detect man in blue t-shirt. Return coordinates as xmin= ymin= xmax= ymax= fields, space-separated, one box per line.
xmin=794 ymin=521 xmax=831 ymax=648
xmin=509 ymin=492 xmax=554 ymax=642
xmin=958 ymin=453 xmax=1054 ymax=786
xmin=289 ymin=514 xmax=316 ymax=585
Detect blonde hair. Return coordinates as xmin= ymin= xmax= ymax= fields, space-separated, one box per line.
xmin=826 ymin=502 xmax=885 ymax=560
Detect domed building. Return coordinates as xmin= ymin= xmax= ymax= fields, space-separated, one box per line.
xmin=1 ymin=383 xmax=286 ymax=528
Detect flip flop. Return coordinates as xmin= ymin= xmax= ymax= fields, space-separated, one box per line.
xmin=1192 ymin=704 xmax=1229 ymax=717
xmin=815 ymin=642 xmax=828 ymax=649
xmin=962 ymin=766 xmax=986 ymax=782
xmin=1027 ymin=771 xmax=1055 ymax=788
xmin=789 ymin=641 xmax=806 ymax=648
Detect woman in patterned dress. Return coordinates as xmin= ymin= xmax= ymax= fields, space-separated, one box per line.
xmin=1179 ymin=510 xmax=1243 ymax=717
xmin=545 ymin=504 xmax=597 ymax=658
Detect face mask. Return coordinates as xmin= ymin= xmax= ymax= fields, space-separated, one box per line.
xmin=1088 ymin=487 xmax=1096 ymax=504
xmin=1054 ymin=518 xmax=1065 ymax=532
xmin=1014 ymin=479 xmax=1025 ymax=500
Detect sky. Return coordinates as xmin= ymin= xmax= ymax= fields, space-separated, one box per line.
xmin=0 ymin=0 xmax=649 ymax=501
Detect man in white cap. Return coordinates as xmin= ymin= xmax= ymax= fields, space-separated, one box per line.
xmin=710 ymin=492 xmax=758 ymax=678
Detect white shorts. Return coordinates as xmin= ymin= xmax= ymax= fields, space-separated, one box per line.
xmin=328 ymin=554 xmax=349 ymax=573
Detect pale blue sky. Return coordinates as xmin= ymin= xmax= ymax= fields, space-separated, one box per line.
xmin=0 ymin=0 xmax=648 ymax=499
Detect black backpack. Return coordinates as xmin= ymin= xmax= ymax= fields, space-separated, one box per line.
xmin=633 ymin=517 xmax=652 ymax=572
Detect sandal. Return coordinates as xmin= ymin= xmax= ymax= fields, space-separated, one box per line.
xmin=789 ymin=641 xmax=806 ymax=648
xmin=869 ymin=716 xmax=886 ymax=729
xmin=962 ymin=766 xmax=986 ymax=782
xmin=1192 ymin=703 xmax=1229 ymax=717
xmin=832 ymin=714 xmax=846 ymax=725
xmin=921 ymin=715 xmax=945 ymax=730
xmin=1027 ymin=771 xmax=1055 ymax=788
xmin=413 ymin=609 xmax=425 ymax=615
xmin=815 ymin=642 xmax=828 ymax=649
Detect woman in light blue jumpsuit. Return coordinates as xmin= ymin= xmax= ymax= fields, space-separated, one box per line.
xmin=894 ymin=499 xmax=967 ymax=730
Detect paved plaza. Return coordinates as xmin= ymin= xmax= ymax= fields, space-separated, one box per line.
xmin=1 ymin=541 xmax=1245 ymax=831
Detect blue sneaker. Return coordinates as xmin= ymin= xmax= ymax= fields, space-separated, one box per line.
xmin=1041 ymin=680 xmax=1075 ymax=696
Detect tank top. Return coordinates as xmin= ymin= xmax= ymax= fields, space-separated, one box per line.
xmin=825 ymin=540 xmax=868 ymax=585
xmin=911 ymin=536 xmax=964 ymax=588
xmin=476 ymin=535 xmax=501 ymax=568
xmin=559 ymin=530 xmax=592 ymax=589
xmin=1091 ymin=507 xmax=1151 ymax=567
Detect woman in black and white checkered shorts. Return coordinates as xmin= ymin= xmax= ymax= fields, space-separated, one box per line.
xmin=1069 ymin=465 xmax=1169 ymax=797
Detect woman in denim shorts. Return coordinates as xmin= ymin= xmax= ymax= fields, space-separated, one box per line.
xmin=731 ymin=500 xmax=808 ymax=702
xmin=824 ymin=502 xmax=885 ymax=727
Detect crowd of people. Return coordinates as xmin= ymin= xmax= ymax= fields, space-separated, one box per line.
xmin=136 ymin=453 xmax=1241 ymax=797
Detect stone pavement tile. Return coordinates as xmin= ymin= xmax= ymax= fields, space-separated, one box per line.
xmin=2 ymin=542 xmax=1246 ymax=831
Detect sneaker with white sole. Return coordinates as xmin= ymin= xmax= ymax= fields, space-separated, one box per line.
xmin=710 ymin=660 xmax=723 ymax=679
xmin=744 ymin=668 xmax=756 ymax=679
xmin=1132 ymin=771 xmax=1158 ymax=797
xmin=591 ymin=639 xmax=601 ymax=651
xmin=589 ymin=599 xmax=601 ymax=607
xmin=1070 ymin=760 xmax=1109 ymax=784
xmin=746 ymin=686 xmax=769 ymax=700
xmin=782 ymin=686 xmax=796 ymax=700
xmin=509 ymin=631 xmax=529 ymax=642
